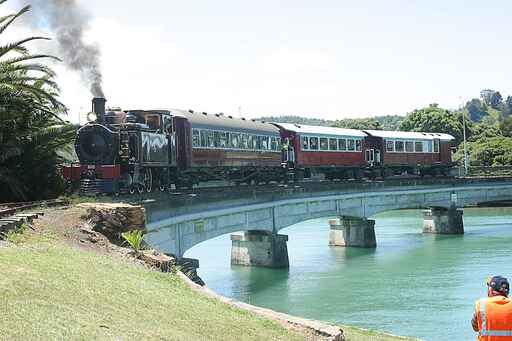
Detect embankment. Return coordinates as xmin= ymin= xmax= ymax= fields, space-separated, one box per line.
xmin=0 ymin=205 xmax=419 ymax=341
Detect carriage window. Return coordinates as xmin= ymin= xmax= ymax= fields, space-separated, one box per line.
xmin=231 ymin=133 xmax=240 ymax=148
xmin=329 ymin=138 xmax=338 ymax=151
xmin=219 ymin=132 xmax=228 ymax=148
xmin=320 ymin=138 xmax=328 ymax=151
xmin=192 ymin=129 xmax=200 ymax=147
xmin=247 ymin=135 xmax=254 ymax=149
xmin=434 ymin=140 xmax=440 ymax=153
xmin=255 ymin=136 xmax=262 ymax=150
xmin=338 ymin=138 xmax=346 ymax=151
xmin=241 ymin=134 xmax=248 ymax=149
xmin=208 ymin=131 xmax=215 ymax=148
xmin=309 ymin=137 xmax=319 ymax=150
xmin=261 ymin=136 xmax=269 ymax=150
xmin=405 ymin=141 xmax=414 ymax=152
xmin=415 ymin=141 xmax=423 ymax=153
xmin=200 ymin=130 xmax=208 ymax=147
xmin=347 ymin=139 xmax=355 ymax=151
xmin=224 ymin=132 xmax=231 ymax=148
xmin=395 ymin=141 xmax=404 ymax=152
xmin=163 ymin=116 xmax=172 ymax=135
xmin=356 ymin=140 xmax=362 ymax=151
xmin=386 ymin=140 xmax=394 ymax=152
xmin=301 ymin=136 xmax=309 ymax=150
xmin=145 ymin=114 xmax=160 ymax=130
xmin=425 ymin=141 xmax=433 ymax=153
xmin=214 ymin=131 xmax=221 ymax=148
xmin=271 ymin=137 xmax=278 ymax=151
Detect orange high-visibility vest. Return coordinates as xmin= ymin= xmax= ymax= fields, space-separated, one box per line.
xmin=476 ymin=296 xmax=512 ymax=340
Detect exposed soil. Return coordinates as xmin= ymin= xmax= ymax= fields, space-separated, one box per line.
xmin=31 ymin=206 xmax=142 ymax=265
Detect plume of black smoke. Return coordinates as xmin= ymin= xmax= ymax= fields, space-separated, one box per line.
xmin=31 ymin=0 xmax=104 ymax=97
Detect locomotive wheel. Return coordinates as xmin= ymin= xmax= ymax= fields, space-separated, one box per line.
xmin=129 ymin=186 xmax=136 ymax=195
xmin=144 ymin=169 xmax=153 ymax=193
xmin=138 ymin=184 xmax=145 ymax=194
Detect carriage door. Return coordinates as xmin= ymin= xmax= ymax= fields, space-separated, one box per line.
xmin=288 ymin=146 xmax=295 ymax=164
xmin=374 ymin=149 xmax=381 ymax=165
xmin=365 ymin=149 xmax=375 ymax=166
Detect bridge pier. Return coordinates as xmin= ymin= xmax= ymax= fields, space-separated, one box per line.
xmin=230 ymin=230 xmax=289 ymax=268
xmin=423 ymin=207 xmax=464 ymax=234
xmin=329 ymin=216 xmax=376 ymax=248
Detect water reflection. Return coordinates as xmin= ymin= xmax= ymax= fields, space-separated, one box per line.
xmin=229 ymin=266 xmax=290 ymax=305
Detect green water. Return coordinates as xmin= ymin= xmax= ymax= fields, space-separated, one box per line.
xmin=185 ymin=207 xmax=512 ymax=341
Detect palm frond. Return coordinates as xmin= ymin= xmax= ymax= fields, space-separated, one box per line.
xmin=0 ymin=37 xmax=50 ymax=58
xmin=1 ymin=54 xmax=61 ymax=66
xmin=0 ymin=4 xmax=30 ymax=35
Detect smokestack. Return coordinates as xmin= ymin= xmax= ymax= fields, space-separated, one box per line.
xmin=92 ymin=97 xmax=107 ymax=123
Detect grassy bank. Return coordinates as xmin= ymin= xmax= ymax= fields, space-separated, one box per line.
xmin=0 ymin=208 xmax=418 ymax=340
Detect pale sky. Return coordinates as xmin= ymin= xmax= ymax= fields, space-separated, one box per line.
xmin=3 ymin=0 xmax=511 ymax=123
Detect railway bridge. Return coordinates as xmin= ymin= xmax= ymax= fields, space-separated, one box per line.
xmin=143 ymin=178 xmax=512 ymax=267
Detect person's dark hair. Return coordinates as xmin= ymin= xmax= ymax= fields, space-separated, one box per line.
xmin=488 ymin=276 xmax=510 ymax=295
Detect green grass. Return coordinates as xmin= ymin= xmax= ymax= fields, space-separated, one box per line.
xmin=0 ymin=226 xmax=419 ymax=341
xmin=0 ymin=234 xmax=305 ymax=341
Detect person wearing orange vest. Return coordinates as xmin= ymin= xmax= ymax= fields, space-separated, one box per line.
xmin=472 ymin=276 xmax=512 ymax=340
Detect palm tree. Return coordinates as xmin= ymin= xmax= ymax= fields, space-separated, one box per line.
xmin=0 ymin=0 xmax=75 ymax=202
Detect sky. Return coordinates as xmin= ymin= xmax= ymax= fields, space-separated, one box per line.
xmin=3 ymin=0 xmax=512 ymax=123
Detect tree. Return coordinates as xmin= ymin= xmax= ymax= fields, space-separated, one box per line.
xmin=0 ymin=0 xmax=75 ymax=202
xmin=332 ymin=118 xmax=381 ymax=130
xmin=490 ymin=91 xmax=503 ymax=109
xmin=480 ymin=89 xmax=503 ymax=109
xmin=465 ymin=98 xmax=488 ymax=122
xmin=505 ymin=96 xmax=512 ymax=115
xmin=480 ymin=89 xmax=495 ymax=105
xmin=399 ymin=104 xmax=467 ymax=144
xmin=374 ymin=115 xmax=404 ymax=131
xmin=465 ymin=137 xmax=512 ymax=166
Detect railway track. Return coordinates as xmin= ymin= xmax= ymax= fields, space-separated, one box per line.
xmin=0 ymin=199 xmax=67 ymax=220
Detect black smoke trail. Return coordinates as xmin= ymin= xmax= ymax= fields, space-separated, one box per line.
xmin=31 ymin=0 xmax=104 ymax=97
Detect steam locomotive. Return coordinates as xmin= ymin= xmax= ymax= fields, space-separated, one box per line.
xmin=63 ymin=98 xmax=455 ymax=194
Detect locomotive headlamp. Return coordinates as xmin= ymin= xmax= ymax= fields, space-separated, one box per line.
xmin=87 ymin=112 xmax=97 ymax=122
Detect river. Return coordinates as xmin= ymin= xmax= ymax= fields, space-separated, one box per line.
xmin=184 ymin=207 xmax=512 ymax=341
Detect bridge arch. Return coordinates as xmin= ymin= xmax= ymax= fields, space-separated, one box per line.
xmin=145 ymin=182 xmax=512 ymax=257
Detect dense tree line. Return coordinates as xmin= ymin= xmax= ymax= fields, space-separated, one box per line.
xmin=256 ymin=115 xmax=334 ymax=127
xmin=398 ymin=92 xmax=512 ymax=166
xmin=0 ymin=1 xmax=75 ymax=202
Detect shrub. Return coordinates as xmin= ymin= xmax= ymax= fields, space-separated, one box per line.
xmin=121 ymin=230 xmax=145 ymax=254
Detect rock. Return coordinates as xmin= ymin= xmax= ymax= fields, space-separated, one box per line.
xmin=78 ymin=203 xmax=146 ymax=244
xmin=139 ymin=250 xmax=176 ymax=272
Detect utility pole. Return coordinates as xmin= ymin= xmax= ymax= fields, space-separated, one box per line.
xmin=460 ymin=98 xmax=469 ymax=176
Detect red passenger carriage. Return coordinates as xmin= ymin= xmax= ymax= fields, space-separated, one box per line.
xmin=274 ymin=123 xmax=369 ymax=179
xmin=363 ymin=130 xmax=455 ymax=176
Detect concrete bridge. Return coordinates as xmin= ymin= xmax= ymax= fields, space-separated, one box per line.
xmin=143 ymin=179 xmax=512 ymax=267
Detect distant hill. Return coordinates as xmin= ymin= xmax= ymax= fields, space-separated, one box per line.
xmin=255 ymin=114 xmax=404 ymax=131
xmin=255 ymin=115 xmax=334 ymax=127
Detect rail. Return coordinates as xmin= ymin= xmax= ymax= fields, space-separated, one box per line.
xmin=0 ymin=199 xmax=67 ymax=219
